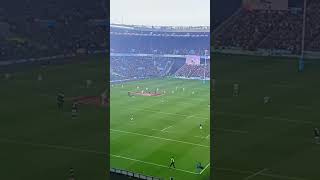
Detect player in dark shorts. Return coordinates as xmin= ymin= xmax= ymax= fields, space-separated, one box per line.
xmin=314 ymin=128 xmax=320 ymax=144
xmin=233 ymin=83 xmax=239 ymax=96
xmin=69 ymin=168 xmax=75 ymax=180
xmin=57 ymin=92 xmax=65 ymax=110
xmin=197 ymin=162 xmax=204 ymax=170
xmin=71 ymin=102 xmax=78 ymax=119
xmin=169 ymin=156 xmax=175 ymax=168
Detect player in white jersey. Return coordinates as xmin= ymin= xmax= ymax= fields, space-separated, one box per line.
xmin=38 ymin=73 xmax=43 ymax=81
xmin=233 ymin=83 xmax=239 ymax=96
xmin=264 ymin=96 xmax=271 ymax=104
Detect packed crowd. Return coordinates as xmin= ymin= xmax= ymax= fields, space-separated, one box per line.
xmin=214 ymin=0 xmax=320 ymax=54
xmin=175 ymin=63 xmax=210 ymax=78
xmin=111 ymin=28 xmax=210 ymax=55
xmin=110 ymin=56 xmax=185 ymax=80
xmin=0 ymin=0 xmax=107 ymax=61
xmin=215 ymin=10 xmax=287 ymax=50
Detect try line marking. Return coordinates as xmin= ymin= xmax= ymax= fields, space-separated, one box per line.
xmin=111 ymin=154 xmax=200 ymax=175
xmin=111 ymin=129 xmax=209 ymax=148
xmin=244 ymin=168 xmax=268 ymax=180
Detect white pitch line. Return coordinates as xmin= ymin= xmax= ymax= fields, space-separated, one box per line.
xmin=168 ymin=96 xmax=209 ymax=102
xmin=110 ymin=129 xmax=209 ymax=148
xmin=130 ymin=107 xmax=209 ymax=120
xmin=0 ymin=138 xmax=106 ymax=155
xmin=216 ymin=111 xmax=319 ymax=125
xmin=151 ymin=129 xmax=209 ymax=140
xmin=194 ymin=135 xmax=208 ymax=139
xmin=200 ymin=163 xmax=210 ymax=174
xmin=110 ymin=154 xmax=199 ymax=175
xmin=161 ymin=125 xmax=173 ymax=132
xmin=263 ymin=116 xmax=317 ymax=125
xmin=244 ymin=168 xmax=268 ymax=180
xmin=215 ymin=167 xmax=309 ymax=180
xmin=260 ymin=173 xmax=309 ymax=180
xmin=213 ymin=128 xmax=249 ymax=134
xmin=0 ymin=138 xmax=208 ymax=176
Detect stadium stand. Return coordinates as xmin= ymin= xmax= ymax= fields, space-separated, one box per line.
xmin=1 ymin=0 xmax=107 ymax=62
xmin=175 ymin=63 xmax=210 ymax=78
xmin=111 ymin=24 xmax=209 ymax=55
xmin=110 ymin=25 xmax=210 ymax=82
xmin=214 ymin=0 xmax=320 ymax=54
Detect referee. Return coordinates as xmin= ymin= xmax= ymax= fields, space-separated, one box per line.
xmin=169 ymin=156 xmax=175 ymax=168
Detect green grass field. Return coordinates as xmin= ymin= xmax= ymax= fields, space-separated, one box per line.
xmin=212 ymin=54 xmax=320 ymax=180
xmin=110 ymin=78 xmax=210 ymax=180
xmin=2 ymin=52 xmax=320 ymax=180
xmin=0 ymin=55 xmax=108 ymax=180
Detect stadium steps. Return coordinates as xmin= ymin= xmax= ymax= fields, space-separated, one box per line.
xmin=164 ymin=61 xmax=174 ymax=75
xmin=213 ymin=7 xmax=242 ymax=35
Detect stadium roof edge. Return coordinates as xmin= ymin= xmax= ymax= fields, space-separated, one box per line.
xmin=110 ymin=23 xmax=210 ymax=32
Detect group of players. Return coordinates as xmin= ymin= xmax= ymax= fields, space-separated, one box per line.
xmin=57 ymin=91 xmax=78 ymax=119
xmin=127 ymin=86 xmax=207 ymax=172
xmin=232 ymin=83 xmax=320 ymax=144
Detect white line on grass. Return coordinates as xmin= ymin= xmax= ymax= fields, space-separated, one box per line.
xmin=244 ymin=168 xmax=268 ymax=180
xmin=199 ymin=163 xmax=210 ymax=174
xmin=295 ymin=105 xmax=312 ymax=110
xmin=0 ymin=138 xmax=106 ymax=155
xmin=110 ymin=129 xmax=209 ymax=148
xmin=110 ymin=154 xmax=199 ymax=175
xmin=215 ymin=167 xmax=309 ymax=180
xmin=0 ymin=138 xmax=307 ymax=180
xmin=263 ymin=116 xmax=317 ymax=125
xmin=205 ymin=134 xmax=210 ymax=139
xmin=161 ymin=125 xmax=173 ymax=132
xmin=168 ymin=96 xmax=209 ymax=102
xmin=260 ymin=173 xmax=309 ymax=180
xmin=130 ymin=107 xmax=209 ymax=120
xmin=213 ymin=128 xmax=249 ymax=134
xmin=151 ymin=129 xmax=209 ymax=140
xmin=216 ymin=111 xmax=319 ymax=126
xmin=194 ymin=135 xmax=208 ymax=139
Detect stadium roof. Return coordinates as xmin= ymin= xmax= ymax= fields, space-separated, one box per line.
xmin=110 ymin=24 xmax=210 ymax=33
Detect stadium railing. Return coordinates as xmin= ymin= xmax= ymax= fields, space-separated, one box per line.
xmin=110 ymin=168 xmax=163 ymax=180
